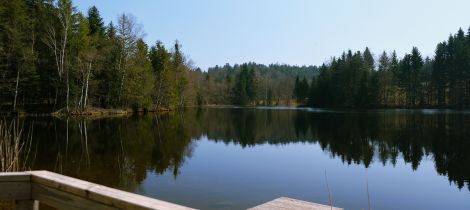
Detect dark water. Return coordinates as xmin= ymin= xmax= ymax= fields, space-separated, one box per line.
xmin=22 ymin=108 xmax=470 ymax=210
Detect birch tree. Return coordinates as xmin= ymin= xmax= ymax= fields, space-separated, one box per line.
xmin=73 ymin=14 xmax=95 ymax=110
xmin=44 ymin=0 xmax=74 ymax=112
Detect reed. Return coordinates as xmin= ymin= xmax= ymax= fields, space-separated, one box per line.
xmin=325 ymin=170 xmax=333 ymax=210
xmin=0 ymin=119 xmax=33 ymax=172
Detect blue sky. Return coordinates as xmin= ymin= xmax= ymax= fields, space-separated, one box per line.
xmin=75 ymin=0 xmax=470 ymax=70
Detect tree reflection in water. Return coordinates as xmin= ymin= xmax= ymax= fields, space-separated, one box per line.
xmin=24 ymin=108 xmax=470 ymax=191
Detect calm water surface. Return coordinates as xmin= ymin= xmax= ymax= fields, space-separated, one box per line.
xmin=23 ymin=108 xmax=470 ymax=209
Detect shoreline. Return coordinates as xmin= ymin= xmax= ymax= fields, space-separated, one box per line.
xmin=0 ymin=107 xmax=173 ymax=117
xmin=1 ymin=105 xmax=469 ymax=117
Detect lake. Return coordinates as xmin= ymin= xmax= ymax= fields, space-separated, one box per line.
xmin=21 ymin=107 xmax=470 ymax=209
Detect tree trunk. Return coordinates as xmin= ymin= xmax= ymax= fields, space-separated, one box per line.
xmin=13 ymin=70 xmax=20 ymax=111
xmin=78 ymin=78 xmax=84 ymax=110
xmin=84 ymin=63 xmax=91 ymax=108
xmin=66 ymin=69 xmax=69 ymax=113
xmin=154 ymin=75 xmax=164 ymax=110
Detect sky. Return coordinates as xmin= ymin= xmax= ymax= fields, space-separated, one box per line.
xmin=74 ymin=0 xmax=470 ymax=70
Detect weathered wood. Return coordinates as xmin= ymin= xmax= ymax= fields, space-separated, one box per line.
xmin=0 ymin=171 xmax=346 ymax=210
xmin=28 ymin=171 xmax=195 ymax=210
xmin=29 ymin=171 xmax=95 ymax=199
xmin=248 ymin=197 xmax=343 ymax=210
xmin=15 ymin=200 xmax=38 ymax=210
xmin=0 ymin=182 xmax=31 ymax=200
xmin=31 ymin=183 xmax=118 ymax=210
xmin=0 ymin=172 xmax=30 ymax=182
xmin=88 ymin=185 xmax=194 ymax=210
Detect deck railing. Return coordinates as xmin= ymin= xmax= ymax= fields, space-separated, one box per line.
xmin=0 ymin=171 xmax=195 ymax=210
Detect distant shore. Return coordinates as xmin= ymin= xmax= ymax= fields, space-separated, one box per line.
xmin=0 ymin=106 xmax=172 ymax=117
xmin=1 ymin=104 xmax=468 ymax=117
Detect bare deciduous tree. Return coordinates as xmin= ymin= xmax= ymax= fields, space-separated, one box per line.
xmin=43 ymin=0 xmax=74 ymax=112
xmin=116 ymin=13 xmax=144 ymax=105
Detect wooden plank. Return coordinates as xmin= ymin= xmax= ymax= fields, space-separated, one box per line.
xmin=248 ymin=197 xmax=343 ymax=210
xmin=15 ymin=200 xmax=38 ymax=210
xmin=0 ymin=172 xmax=30 ymax=182
xmin=31 ymin=183 xmax=118 ymax=210
xmin=29 ymin=171 xmax=95 ymax=198
xmin=0 ymin=182 xmax=31 ymax=200
xmin=28 ymin=171 xmax=196 ymax=210
xmin=89 ymin=185 xmax=195 ymax=210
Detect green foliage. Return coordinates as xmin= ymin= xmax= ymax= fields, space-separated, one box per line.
xmin=201 ymin=63 xmax=318 ymax=105
xmin=171 ymin=41 xmax=188 ymax=109
xmin=2 ymin=1 xmax=470 ymax=110
xmin=267 ymin=88 xmax=273 ymax=105
xmin=293 ymin=76 xmax=309 ymax=104
xmin=122 ymin=39 xmax=154 ymax=109
xmin=0 ymin=1 xmax=191 ymax=112
xmin=87 ymin=6 xmax=105 ymax=38
xmin=148 ymin=40 xmax=190 ymax=110
xmin=0 ymin=0 xmax=36 ymax=110
xmin=232 ymin=64 xmax=258 ymax=105
xmin=307 ymin=25 xmax=470 ymax=109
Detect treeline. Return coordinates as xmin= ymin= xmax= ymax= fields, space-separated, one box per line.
xmin=306 ymin=28 xmax=470 ymax=108
xmin=4 ymin=0 xmax=470 ymax=110
xmin=0 ymin=0 xmax=192 ymax=112
xmin=197 ymin=63 xmax=318 ymax=105
xmin=201 ymin=27 xmax=470 ymax=108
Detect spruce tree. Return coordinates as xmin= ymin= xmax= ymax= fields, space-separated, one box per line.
xmin=87 ymin=6 xmax=105 ymax=37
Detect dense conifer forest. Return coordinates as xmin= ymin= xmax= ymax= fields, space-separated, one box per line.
xmin=207 ymin=27 xmax=470 ymax=108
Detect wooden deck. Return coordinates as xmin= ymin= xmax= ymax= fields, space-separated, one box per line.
xmin=0 ymin=171 xmax=195 ymax=210
xmin=1 ymin=171 xmax=344 ymax=210
xmin=248 ymin=197 xmax=343 ymax=210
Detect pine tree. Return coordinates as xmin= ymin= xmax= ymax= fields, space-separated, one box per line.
xmin=453 ymin=29 xmax=467 ymax=107
xmin=299 ymin=77 xmax=309 ymax=104
xmin=97 ymin=22 xmax=121 ymax=107
xmin=363 ymin=47 xmax=375 ymax=72
xmin=87 ymin=6 xmax=105 ymax=38
xmin=410 ymin=47 xmax=423 ymax=106
xmin=233 ymin=64 xmax=250 ymax=105
xmin=293 ymin=76 xmax=300 ymax=101
xmin=149 ymin=41 xmax=171 ymax=109
xmin=172 ymin=41 xmax=187 ymax=109
xmin=122 ymin=39 xmax=154 ymax=109
xmin=432 ymin=42 xmax=448 ymax=106
xmin=446 ymin=35 xmax=456 ymax=106
xmin=377 ymin=51 xmax=392 ymax=105
xmin=245 ymin=65 xmax=256 ymax=103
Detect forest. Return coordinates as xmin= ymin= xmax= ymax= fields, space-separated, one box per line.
xmin=308 ymin=35 xmax=470 ymax=108
xmin=0 ymin=0 xmax=191 ymax=113
xmin=211 ymin=27 xmax=470 ymax=108
xmin=0 ymin=0 xmax=318 ymax=113
xmin=199 ymin=63 xmax=318 ymax=105
xmin=2 ymin=0 xmax=470 ymax=113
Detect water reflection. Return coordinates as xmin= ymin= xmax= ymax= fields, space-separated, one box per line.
xmin=25 ymin=108 xmax=470 ymax=192
xmin=28 ymin=114 xmax=194 ymax=191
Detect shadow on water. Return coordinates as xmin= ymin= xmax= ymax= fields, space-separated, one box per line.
xmin=20 ymin=107 xmax=470 ymax=192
